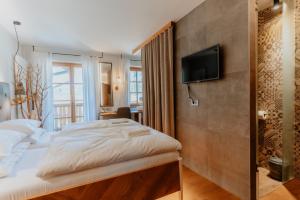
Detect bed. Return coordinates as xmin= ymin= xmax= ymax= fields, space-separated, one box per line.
xmin=0 ymin=84 xmax=183 ymax=200
xmin=0 ymin=146 xmax=181 ymax=200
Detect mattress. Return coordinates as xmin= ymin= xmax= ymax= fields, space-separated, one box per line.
xmin=0 ymin=147 xmax=180 ymax=200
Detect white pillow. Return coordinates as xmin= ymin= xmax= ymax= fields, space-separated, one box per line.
xmin=0 ymin=119 xmax=41 ymax=127
xmin=0 ymin=119 xmax=41 ymax=135
xmin=0 ymin=142 xmax=30 ymax=178
xmin=0 ymin=130 xmax=27 ymax=158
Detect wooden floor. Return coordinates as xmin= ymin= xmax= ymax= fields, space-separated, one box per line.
xmin=260 ymin=178 xmax=300 ymax=200
xmin=158 ymin=166 xmax=300 ymax=200
xmin=159 ymin=166 xmax=239 ymax=200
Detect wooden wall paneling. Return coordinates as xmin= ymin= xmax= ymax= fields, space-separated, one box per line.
xmin=132 ymin=22 xmax=174 ymax=54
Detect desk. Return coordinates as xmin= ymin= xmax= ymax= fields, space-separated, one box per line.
xmin=99 ymin=109 xmax=143 ymax=124
xmin=100 ymin=112 xmax=117 ymax=116
xmin=100 ymin=112 xmax=117 ymax=119
xmin=130 ymin=109 xmax=143 ymax=124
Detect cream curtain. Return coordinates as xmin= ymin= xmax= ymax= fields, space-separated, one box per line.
xmin=81 ymin=56 xmax=98 ymax=121
xmin=142 ymin=26 xmax=174 ymax=137
xmin=31 ymin=52 xmax=54 ymax=131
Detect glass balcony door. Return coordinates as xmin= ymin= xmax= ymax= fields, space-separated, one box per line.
xmin=52 ymin=62 xmax=84 ymax=130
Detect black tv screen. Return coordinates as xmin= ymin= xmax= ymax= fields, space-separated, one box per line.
xmin=182 ymin=44 xmax=221 ymax=83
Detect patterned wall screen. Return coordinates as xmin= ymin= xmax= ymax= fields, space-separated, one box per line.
xmin=257 ymin=8 xmax=283 ymax=168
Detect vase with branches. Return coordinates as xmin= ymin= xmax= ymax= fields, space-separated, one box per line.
xmin=14 ymin=65 xmax=49 ymax=127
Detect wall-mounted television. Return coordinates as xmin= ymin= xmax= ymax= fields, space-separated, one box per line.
xmin=182 ymin=44 xmax=222 ymax=84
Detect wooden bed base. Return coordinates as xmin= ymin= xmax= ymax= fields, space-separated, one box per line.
xmin=30 ymin=161 xmax=182 ymax=200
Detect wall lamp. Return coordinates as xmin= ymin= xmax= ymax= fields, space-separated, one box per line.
xmin=273 ymin=0 xmax=282 ymax=10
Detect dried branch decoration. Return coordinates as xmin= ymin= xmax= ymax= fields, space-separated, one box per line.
xmin=14 ymin=64 xmax=49 ymax=127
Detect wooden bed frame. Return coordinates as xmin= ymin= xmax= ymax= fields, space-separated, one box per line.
xmin=30 ymin=160 xmax=182 ymax=200
xmin=0 ymin=83 xmax=182 ymax=200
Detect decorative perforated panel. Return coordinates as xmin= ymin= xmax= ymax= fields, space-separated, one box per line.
xmin=294 ymin=0 xmax=300 ymax=178
xmin=257 ymin=8 xmax=283 ymax=168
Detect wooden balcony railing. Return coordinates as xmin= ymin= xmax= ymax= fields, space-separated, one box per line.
xmin=53 ymin=103 xmax=84 ymax=130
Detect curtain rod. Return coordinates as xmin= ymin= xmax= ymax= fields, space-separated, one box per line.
xmin=52 ymin=52 xmax=104 ymax=59
xmin=32 ymin=46 xmax=104 ymax=58
xmin=52 ymin=52 xmax=81 ymax=57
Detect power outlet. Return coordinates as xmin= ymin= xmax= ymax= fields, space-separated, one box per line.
xmin=190 ymin=99 xmax=199 ymax=106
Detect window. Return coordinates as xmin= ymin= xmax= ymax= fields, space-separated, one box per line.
xmin=52 ymin=62 xmax=84 ymax=130
xmin=128 ymin=67 xmax=143 ymax=105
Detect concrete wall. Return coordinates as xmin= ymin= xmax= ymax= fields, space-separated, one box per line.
xmin=175 ymin=0 xmax=252 ymax=199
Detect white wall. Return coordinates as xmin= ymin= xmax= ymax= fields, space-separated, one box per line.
xmin=0 ymin=25 xmax=15 ymax=91
xmin=0 ymin=25 xmax=16 ymax=118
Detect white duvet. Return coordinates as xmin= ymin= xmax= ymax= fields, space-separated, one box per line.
xmin=0 ymin=142 xmax=30 ymax=178
xmin=37 ymin=119 xmax=181 ymax=177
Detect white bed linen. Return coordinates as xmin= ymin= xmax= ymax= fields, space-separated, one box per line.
xmin=28 ymin=131 xmax=58 ymax=149
xmin=0 ymin=120 xmax=41 ymax=135
xmin=0 ymin=142 xmax=30 ymax=178
xmin=0 ymin=130 xmax=27 ymax=158
xmin=37 ymin=120 xmax=181 ymax=177
xmin=0 ymin=147 xmax=180 ymax=200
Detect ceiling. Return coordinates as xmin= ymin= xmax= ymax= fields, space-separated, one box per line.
xmin=0 ymin=0 xmax=206 ymax=54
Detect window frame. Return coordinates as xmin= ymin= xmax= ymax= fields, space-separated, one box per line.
xmin=52 ymin=62 xmax=84 ymax=130
xmin=128 ymin=66 xmax=143 ymax=106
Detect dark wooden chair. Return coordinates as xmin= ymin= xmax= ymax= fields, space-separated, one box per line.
xmin=115 ymin=107 xmax=131 ymax=119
